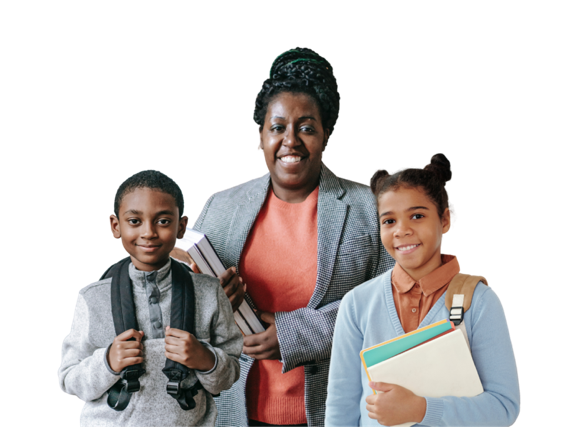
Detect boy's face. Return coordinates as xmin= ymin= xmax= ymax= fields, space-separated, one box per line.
xmin=377 ymin=186 xmax=450 ymax=282
xmin=110 ymin=187 xmax=188 ymax=272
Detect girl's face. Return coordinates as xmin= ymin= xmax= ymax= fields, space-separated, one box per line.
xmin=110 ymin=187 xmax=187 ymax=272
xmin=378 ymin=186 xmax=450 ymax=281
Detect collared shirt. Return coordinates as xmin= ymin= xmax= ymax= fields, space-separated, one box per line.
xmin=392 ymin=255 xmax=460 ymax=333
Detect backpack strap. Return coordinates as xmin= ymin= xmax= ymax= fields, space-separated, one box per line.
xmin=445 ymin=273 xmax=487 ymax=350
xmin=101 ymin=257 xmax=146 ymax=412
xmin=162 ymin=260 xmax=204 ymax=411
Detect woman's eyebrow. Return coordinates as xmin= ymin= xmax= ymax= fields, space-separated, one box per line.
xmin=379 ymin=206 xmax=429 ymax=218
xmin=299 ymin=115 xmax=316 ymax=121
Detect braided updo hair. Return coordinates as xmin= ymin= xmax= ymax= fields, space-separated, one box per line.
xmin=254 ymin=47 xmax=340 ymax=134
xmin=370 ymin=154 xmax=452 ymax=218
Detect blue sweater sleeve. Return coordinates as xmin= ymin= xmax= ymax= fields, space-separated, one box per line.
xmin=420 ymin=286 xmax=520 ymax=426
xmin=324 ymin=291 xmax=364 ymax=426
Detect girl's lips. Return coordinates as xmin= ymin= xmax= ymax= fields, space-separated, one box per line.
xmin=395 ymin=244 xmax=421 ymax=255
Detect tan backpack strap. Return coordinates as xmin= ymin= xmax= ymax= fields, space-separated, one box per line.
xmin=445 ymin=274 xmax=487 ymax=312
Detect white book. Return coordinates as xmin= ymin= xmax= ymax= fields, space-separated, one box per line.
xmin=176 ymin=228 xmax=266 ymax=335
xmin=366 ymin=329 xmax=483 ymax=427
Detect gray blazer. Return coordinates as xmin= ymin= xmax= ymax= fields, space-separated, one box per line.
xmin=193 ymin=164 xmax=394 ymax=426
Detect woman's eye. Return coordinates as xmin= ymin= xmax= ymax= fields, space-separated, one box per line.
xmin=271 ymin=124 xmax=284 ymax=132
xmin=300 ymin=125 xmax=314 ymax=133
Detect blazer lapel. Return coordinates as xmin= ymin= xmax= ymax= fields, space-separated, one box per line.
xmin=308 ymin=164 xmax=348 ymax=309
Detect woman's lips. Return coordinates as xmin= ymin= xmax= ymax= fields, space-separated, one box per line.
xmin=395 ymin=244 xmax=420 ymax=255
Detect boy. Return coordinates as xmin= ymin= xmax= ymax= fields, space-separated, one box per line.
xmin=58 ymin=170 xmax=243 ymax=427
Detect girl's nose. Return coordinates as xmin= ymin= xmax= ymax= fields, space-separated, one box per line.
xmin=394 ymin=221 xmax=413 ymax=237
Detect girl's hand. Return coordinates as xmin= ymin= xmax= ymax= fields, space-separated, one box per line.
xmin=218 ymin=267 xmax=246 ymax=312
xmin=107 ymin=329 xmax=144 ymax=373
xmin=365 ymin=381 xmax=426 ymax=426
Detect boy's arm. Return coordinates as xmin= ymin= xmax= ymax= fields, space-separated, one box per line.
xmin=419 ymin=287 xmax=520 ymax=427
xmin=193 ymin=277 xmax=243 ymax=395
xmin=58 ymin=294 xmax=120 ymax=402
xmin=324 ymin=291 xmax=364 ymax=426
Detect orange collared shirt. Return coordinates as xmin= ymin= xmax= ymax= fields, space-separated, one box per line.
xmin=392 ymin=255 xmax=460 ymax=333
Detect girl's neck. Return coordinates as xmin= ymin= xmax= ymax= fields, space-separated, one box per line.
xmin=401 ymin=253 xmax=444 ymax=282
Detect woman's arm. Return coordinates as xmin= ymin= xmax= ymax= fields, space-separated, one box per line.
xmin=419 ymin=286 xmax=520 ymax=427
xmin=324 ymin=291 xmax=364 ymax=426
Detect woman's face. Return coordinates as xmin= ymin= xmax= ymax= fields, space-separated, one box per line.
xmin=260 ymin=92 xmax=329 ymax=203
xmin=378 ymin=186 xmax=450 ymax=281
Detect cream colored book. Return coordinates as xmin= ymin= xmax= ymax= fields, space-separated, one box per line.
xmin=366 ymin=329 xmax=483 ymax=427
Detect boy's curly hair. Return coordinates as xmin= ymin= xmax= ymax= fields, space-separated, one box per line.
xmin=114 ymin=170 xmax=184 ymax=217
xmin=370 ymin=154 xmax=452 ymax=218
xmin=254 ymin=47 xmax=340 ymax=135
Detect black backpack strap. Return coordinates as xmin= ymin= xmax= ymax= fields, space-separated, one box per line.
xmin=162 ymin=260 xmax=203 ymax=410
xmin=102 ymin=257 xmax=146 ymax=411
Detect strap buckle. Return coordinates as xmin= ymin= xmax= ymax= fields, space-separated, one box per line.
xmin=167 ymin=380 xmax=181 ymax=396
xmin=450 ymin=306 xmax=464 ymax=325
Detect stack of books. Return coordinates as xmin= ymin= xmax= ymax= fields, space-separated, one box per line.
xmin=176 ymin=228 xmax=265 ymax=336
xmin=360 ymin=319 xmax=483 ymax=427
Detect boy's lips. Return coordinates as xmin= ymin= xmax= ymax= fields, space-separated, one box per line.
xmin=395 ymin=243 xmax=421 ymax=255
xmin=137 ymin=244 xmax=162 ymax=252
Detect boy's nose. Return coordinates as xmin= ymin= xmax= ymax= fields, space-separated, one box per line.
xmin=140 ymin=221 xmax=157 ymax=238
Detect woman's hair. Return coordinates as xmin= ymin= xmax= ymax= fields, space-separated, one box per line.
xmin=254 ymin=47 xmax=340 ymax=134
xmin=114 ymin=170 xmax=184 ymax=218
xmin=370 ymin=154 xmax=452 ymax=218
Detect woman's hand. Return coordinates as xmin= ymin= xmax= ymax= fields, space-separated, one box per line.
xmin=169 ymin=247 xmax=201 ymax=273
xmin=365 ymin=381 xmax=426 ymax=426
xmin=242 ymin=312 xmax=281 ymax=360
xmin=219 ymin=267 xmax=246 ymax=312
xmin=165 ymin=326 xmax=216 ymax=372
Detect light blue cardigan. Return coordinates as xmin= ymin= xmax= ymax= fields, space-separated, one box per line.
xmin=325 ymin=269 xmax=520 ymax=427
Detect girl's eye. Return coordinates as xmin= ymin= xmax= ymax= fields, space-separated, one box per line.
xmin=382 ymin=219 xmax=395 ymax=225
xmin=412 ymin=214 xmax=425 ymax=220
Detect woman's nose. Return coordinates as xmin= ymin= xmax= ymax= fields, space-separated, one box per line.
xmin=282 ymin=126 xmax=297 ymax=147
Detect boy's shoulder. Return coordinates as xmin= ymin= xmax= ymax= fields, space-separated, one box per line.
xmin=78 ymin=277 xmax=112 ymax=299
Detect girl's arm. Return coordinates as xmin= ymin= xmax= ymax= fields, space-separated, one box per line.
xmin=324 ymin=291 xmax=365 ymax=426
xmin=419 ymin=285 xmax=520 ymax=427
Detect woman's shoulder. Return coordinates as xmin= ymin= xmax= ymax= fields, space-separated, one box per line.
xmin=208 ymin=173 xmax=270 ymax=204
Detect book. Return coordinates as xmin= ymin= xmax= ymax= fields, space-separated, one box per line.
xmin=361 ymin=319 xmax=454 ymax=372
xmin=364 ymin=329 xmax=483 ymax=427
xmin=175 ymin=228 xmax=266 ymax=336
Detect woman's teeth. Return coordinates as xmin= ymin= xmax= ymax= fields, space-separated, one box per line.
xmin=280 ymin=155 xmax=302 ymax=163
xmin=397 ymin=244 xmax=419 ymax=251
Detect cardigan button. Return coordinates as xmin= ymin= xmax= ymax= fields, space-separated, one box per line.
xmin=309 ymin=366 xmax=318 ymax=375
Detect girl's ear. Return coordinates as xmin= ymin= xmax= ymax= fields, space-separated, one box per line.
xmin=110 ymin=215 xmax=121 ymax=239
xmin=177 ymin=216 xmax=189 ymax=239
xmin=441 ymin=208 xmax=451 ymax=234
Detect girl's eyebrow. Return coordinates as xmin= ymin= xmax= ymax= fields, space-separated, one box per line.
xmin=379 ymin=206 xmax=429 ymax=218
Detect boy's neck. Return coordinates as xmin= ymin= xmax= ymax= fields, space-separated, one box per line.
xmin=129 ymin=256 xmax=171 ymax=273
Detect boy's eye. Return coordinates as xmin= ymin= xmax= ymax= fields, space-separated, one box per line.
xmin=128 ymin=218 xmax=140 ymax=225
xmin=158 ymin=218 xmax=171 ymax=225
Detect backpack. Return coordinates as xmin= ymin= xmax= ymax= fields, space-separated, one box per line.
xmin=100 ymin=257 xmax=205 ymax=412
xmin=445 ymin=273 xmax=488 ymax=349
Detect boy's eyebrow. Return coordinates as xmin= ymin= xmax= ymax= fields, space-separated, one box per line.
xmin=123 ymin=209 xmax=176 ymax=216
xmin=379 ymin=206 xmax=429 ymax=218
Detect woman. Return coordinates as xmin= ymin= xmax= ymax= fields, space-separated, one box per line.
xmin=178 ymin=48 xmax=394 ymax=426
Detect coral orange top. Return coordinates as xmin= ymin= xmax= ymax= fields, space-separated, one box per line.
xmin=392 ymin=254 xmax=460 ymax=333
xmin=240 ymin=186 xmax=319 ymax=425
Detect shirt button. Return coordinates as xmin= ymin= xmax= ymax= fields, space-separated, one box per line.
xmin=412 ymin=308 xmax=417 ymax=313
xmin=150 ymin=296 xmax=158 ymax=304
xmin=153 ymin=321 xmax=162 ymax=329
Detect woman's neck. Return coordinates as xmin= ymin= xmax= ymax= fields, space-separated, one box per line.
xmin=270 ymin=180 xmax=319 ymax=204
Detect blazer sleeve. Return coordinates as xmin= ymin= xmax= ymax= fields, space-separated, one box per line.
xmin=324 ymin=291 xmax=364 ymax=426
xmin=58 ymin=294 xmax=120 ymax=401
xmin=419 ymin=286 xmax=520 ymax=426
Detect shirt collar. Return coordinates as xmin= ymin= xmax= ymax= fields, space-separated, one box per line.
xmin=128 ymin=258 xmax=173 ymax=293
xmin=392 ymin=255 xmax=460 ymax=296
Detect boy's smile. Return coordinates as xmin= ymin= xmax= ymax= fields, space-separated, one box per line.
xmin=378 ymin=187 xmax=450 ymax=281
xmin=110 ymin=187 xmax=188 ymax=272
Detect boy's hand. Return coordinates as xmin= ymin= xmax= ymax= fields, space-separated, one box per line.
xmin=165 ymin=326 xmax=216 ymax=372
xmin=170 ymin=248 xmax=201 ymax=273
xmin=242 ymin=312 xmax=281 ymax=360
xmin=365 ymin=381 xmax=426 ymax=426
xmin=107 ymin=329 xmax=144 ymax=373
xmin=219 ymin=267 xmax=246 ymax=312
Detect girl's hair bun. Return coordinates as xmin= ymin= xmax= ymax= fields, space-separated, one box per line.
xmin=424 ymin=153 xmax=452 ymax=185
xmin=370 ymin=169 xmax=390 ymax=195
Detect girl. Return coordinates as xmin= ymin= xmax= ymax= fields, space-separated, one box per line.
xmin=324 ymin=154 xmax=520 ymax=427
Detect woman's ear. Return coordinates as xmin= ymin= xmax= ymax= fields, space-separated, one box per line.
xmin=177 ymin=216 xmax=188 ymax=239
xmin=322 ymin=128 xmax=330 ymax=151
xmin=110 ymin=215 xmax=121 ymax=239
xmin=258 ymin=126 xmax=264 ymax=150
